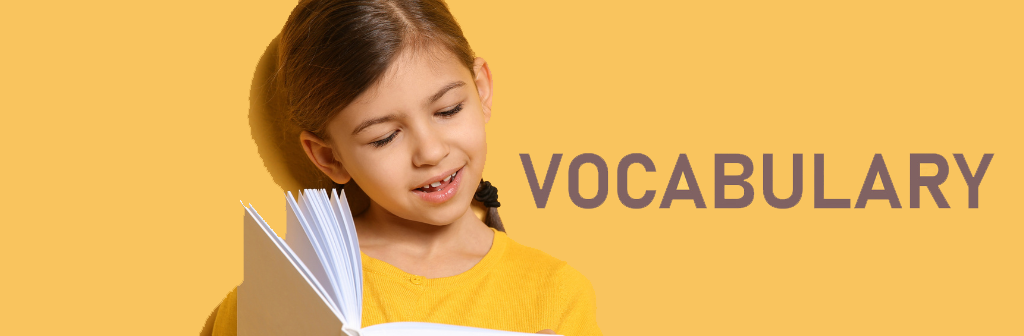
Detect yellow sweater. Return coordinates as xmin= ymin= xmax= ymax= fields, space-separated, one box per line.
xmin=204 ymin=229 xmax=602 ymax=336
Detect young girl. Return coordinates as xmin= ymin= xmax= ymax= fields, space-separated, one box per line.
xmin=202 ymin=1 xmax=601 ymax=335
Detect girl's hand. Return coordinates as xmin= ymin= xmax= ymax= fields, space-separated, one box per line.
xmin=536 ymin=329 xmax=556 ymax=334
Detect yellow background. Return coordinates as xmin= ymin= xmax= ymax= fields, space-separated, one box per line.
xmin=1 ymin=0 xmax=1021 ymax=335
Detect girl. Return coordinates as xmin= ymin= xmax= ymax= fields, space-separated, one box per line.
xmin=202 ymin=1 xmax=601 ymax=335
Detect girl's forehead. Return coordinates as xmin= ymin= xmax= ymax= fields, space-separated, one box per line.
xmin=351 ymin=46 xmax=471 ymax=108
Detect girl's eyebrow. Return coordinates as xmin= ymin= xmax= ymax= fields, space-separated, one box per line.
xmin=426 ymin=81 xmax=465 ymax=105
xmin=352 ymin=113 xmax=401 ymax=135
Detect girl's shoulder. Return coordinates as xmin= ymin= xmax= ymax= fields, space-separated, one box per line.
xmin=493 ymin=230 xmax=595 ymax=289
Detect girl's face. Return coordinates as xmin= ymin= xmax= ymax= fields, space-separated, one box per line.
xmin=303 ymin=46 xmax=493 ymax=226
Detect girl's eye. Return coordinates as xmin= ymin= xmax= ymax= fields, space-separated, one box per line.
xmin=370 ymin=130 xmax=399 ymax=148
xmin=436 ymin=103 xmax=464 ymax=118
xmin=369 ymin=104 xmax=461 ymax=148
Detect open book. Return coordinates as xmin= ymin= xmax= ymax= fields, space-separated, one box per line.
xmin=238 ymin=189 xmax=554 ymax=336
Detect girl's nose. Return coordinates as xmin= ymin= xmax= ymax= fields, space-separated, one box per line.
xmin=410 ymin=126 xmax=449 ymax=167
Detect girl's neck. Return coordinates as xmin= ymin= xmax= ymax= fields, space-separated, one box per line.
xmin=353 ymin=200 xmax=494 ymax=278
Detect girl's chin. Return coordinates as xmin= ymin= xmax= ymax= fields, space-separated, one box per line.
xmin=403 ymin=203 xmax=472 ymax=226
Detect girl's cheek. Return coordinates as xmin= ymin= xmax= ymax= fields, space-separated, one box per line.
xmin=466 ymin=126 xmax=488 ymax=154
xmin=352 ymin=152 xmax=399 ymax=191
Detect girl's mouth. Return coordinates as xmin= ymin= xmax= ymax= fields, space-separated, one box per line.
xmin=412 ymin=166 xmax=463 ymax=204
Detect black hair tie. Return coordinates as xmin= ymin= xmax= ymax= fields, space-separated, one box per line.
xmin=474 ymin=179 xmax=500 ymax=208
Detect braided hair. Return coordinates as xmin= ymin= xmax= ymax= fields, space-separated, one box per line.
xmin=474 ymin=180 xmax=504 ymax=232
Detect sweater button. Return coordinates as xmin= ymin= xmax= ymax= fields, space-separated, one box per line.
xmin=409 ymin=276 xmax=423 ymax=285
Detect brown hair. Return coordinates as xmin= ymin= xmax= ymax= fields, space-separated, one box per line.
xmin=277 ymin=0 xmax=504 ymax=231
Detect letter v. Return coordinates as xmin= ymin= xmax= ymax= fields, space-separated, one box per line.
xmin=521 ymin=154 xmax=562 ymax=208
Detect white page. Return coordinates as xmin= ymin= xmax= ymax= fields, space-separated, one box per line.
xmin=340 ymin=190 xmax=364 ymax=308
xmin=294 ymin=193 xmax=344 ymax=309
xmin=319 ymin=189 xmax=358 ymax=326
xmin=307 ymin=190 xmax=354 ymax=322
xmin=238 ymin=205 xmax=343 ymax=336
xmin=284 ymin=192 xmax=339 ymax=310
xmin=333 ymin=189 xmax=363 ymax=327
xmin=298 ymin=191 xmax=346 ymax=311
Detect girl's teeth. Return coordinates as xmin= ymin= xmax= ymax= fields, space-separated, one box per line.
xmin=420 ymin=171 xmax=459 ymax=190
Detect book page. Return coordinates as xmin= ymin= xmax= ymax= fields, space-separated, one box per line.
xmin=297 ymin=191 xmax=347 ymax=308
xmin=302 ymin=190 xmax=359 ymax=326
xmin=238 ymin=206 xmax=343 ymax=336
xmin=322 ymin=189 xmax=360 ymax=326
xmin=333 ymin=189 xmax=363 ymax=327
xmin=285 ymin=191 xmax=340 ymax=309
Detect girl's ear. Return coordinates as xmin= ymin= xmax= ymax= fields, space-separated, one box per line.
xmin=299 ymin=130 xmax=352 ymax=184
xmin=472 ymin=57 xmax=493 ymax=123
